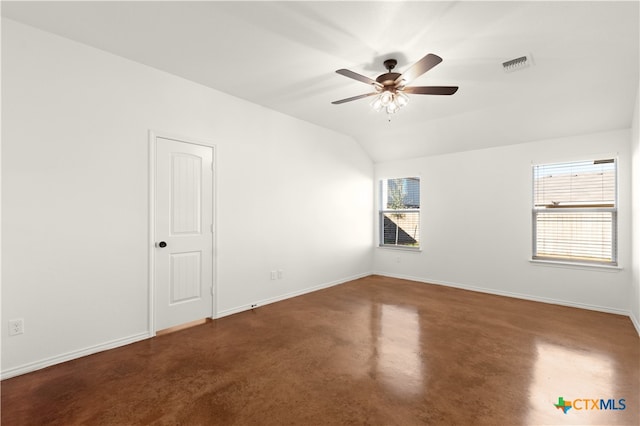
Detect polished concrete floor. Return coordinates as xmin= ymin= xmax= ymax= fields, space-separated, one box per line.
xmin=2 ymin=275 xmax=638 ymax=425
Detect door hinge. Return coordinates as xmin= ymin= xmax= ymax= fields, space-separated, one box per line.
xmin=210 ymin=286 xmax=214 ymax=296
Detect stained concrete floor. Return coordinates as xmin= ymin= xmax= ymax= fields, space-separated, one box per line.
xmin=2 ymin=275 xmax=638 ymax=425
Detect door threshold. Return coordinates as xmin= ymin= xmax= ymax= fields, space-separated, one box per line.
xmin=156 ymin=318 xmax=212 ymax=336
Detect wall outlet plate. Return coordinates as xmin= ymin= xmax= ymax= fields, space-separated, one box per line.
xmin=9 ymin=319 xmax=24 ymax=336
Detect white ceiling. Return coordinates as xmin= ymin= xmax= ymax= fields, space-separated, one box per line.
xmin=3 ymin=1 xmax=639 ymax=162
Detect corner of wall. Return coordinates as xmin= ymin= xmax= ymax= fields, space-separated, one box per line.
xmin=630 ymin=83 xmax=640 ymax=336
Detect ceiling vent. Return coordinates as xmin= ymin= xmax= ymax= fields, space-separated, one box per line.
xmin=502 ymin=55 xmax=532 ymax=73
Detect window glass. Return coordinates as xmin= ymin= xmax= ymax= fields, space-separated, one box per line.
xmin=380 ymin=177 xmax=420 ymax=248
xmin=532 ymin=159 xmax=617 ymax=265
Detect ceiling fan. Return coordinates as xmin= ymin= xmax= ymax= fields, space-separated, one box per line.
xmin=332 ymin=53 xmax=458 ymax=116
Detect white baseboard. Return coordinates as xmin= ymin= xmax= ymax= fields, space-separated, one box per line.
xmin=1 ymin=332 xmax=151 ymax=380
xmin=630 ymin=311 xmax=640 ymax=337
xmin=372 ymin=271 xmax=632 ymax=317
xmin=216 ymin=272 xmax=371 ymax=319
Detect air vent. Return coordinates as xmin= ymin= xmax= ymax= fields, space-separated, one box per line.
xmin=502 ymin=55 xmax=532 ymax=73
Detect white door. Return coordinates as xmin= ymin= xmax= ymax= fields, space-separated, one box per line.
xmin=154 ymin=136 xmax=214 ymax=331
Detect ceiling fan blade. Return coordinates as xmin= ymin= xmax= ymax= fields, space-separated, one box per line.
xmin=331 ymin=92 xmax=379 ymax=105
xmin=395 ymin=54 xmax=443 ymax=85
xmin=336 ymin=69 xmax=382 ymax=87
xmin=403 ymin=86 xmax=459 ymax=95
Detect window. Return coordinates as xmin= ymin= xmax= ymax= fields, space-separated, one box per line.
xmin=532 ymin=159 xmax=617 ymax=265
xmin=380 ymin=177 xmax=420 ymax=248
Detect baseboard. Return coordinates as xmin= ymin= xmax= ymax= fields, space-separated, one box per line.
xmin=372 ymin=271 xmax=631 ymax=317
xmin=1 ymin=332 xmax=151 ymax=380
xmin=216 ymin=272 xmax=371 ymax=319
xmin=630 ymin=311 xmax=640 ymax=337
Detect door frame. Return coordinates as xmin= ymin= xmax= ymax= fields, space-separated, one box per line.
xmin=148 ymin=130 xmax=217 ymax=336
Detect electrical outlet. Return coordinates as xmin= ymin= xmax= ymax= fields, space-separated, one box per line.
xmin=9 ymin=319 xmax=24 ymax=336
xmin=277 ymin=270 xmax=283 ymax=279
xmin=270 ymin=271 xmax=277 ymax=280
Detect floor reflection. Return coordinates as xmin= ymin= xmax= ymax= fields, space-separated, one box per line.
xmin=526 ymin=339 xmax=620 ymax=425
xmin=374 ymin=304 xmax=424 ymax=398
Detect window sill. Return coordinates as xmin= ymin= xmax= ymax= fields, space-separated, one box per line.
xmin=529 ymin=259 xmax=622 ymax=272
xmin=378 ymin=245 xmax=422 ymax=253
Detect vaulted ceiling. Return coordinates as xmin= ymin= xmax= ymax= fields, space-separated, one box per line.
xmin=3 ymin=1 xmax=639 ymax=162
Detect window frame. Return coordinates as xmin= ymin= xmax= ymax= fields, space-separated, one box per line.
xmin=379 ymin=177 xmax=421 ymax=250
xmin=531 ymin=158 xmax=618 ymax=266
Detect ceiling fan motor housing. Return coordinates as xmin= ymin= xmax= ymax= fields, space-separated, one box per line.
xmin=376 ymin=73 xmax=402 ymax=88
xmin=377 ymin=59 xmax=402 ymax=88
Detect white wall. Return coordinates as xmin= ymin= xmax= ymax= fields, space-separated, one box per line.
xmin=631 ymin=86 xmax=640 ymax=333
xmin=1 ymin=20 xmax=374 ymax=377
xmin=3 ymin=18 xmax=637 ymax=380
xmin=374 ymin=130 xmax=632 ymax=314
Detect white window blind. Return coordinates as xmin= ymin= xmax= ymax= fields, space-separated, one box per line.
xmin=532 ymin=159 xmax=617 ymax=265
xmin=380 ymin=177 xmax=420 ymax=248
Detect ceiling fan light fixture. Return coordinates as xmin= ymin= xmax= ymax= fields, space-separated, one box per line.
xmin=396 ymin=92 xmax=409 ymax=107
xmin=380 ymin=91 xmax=393 ymax=106
xmin=370 ymin=90 xmax=409 ymax=115
xmin=370 ymin=96 xmax=384 ymax=112
xmin=386 ymin=101 xmax=399 ymax=114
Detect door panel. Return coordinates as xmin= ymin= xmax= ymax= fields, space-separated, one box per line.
xmin=170 ymin=251 xmax=202 ymax=304
xmin=155 ymin=137 xmax=213 ymax=331
xmin=171 ymin=153 xmax=202 ymax=235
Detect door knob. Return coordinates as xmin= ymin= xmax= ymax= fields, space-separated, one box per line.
xmin=157 ymin=241 xmax=167 ymax=248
